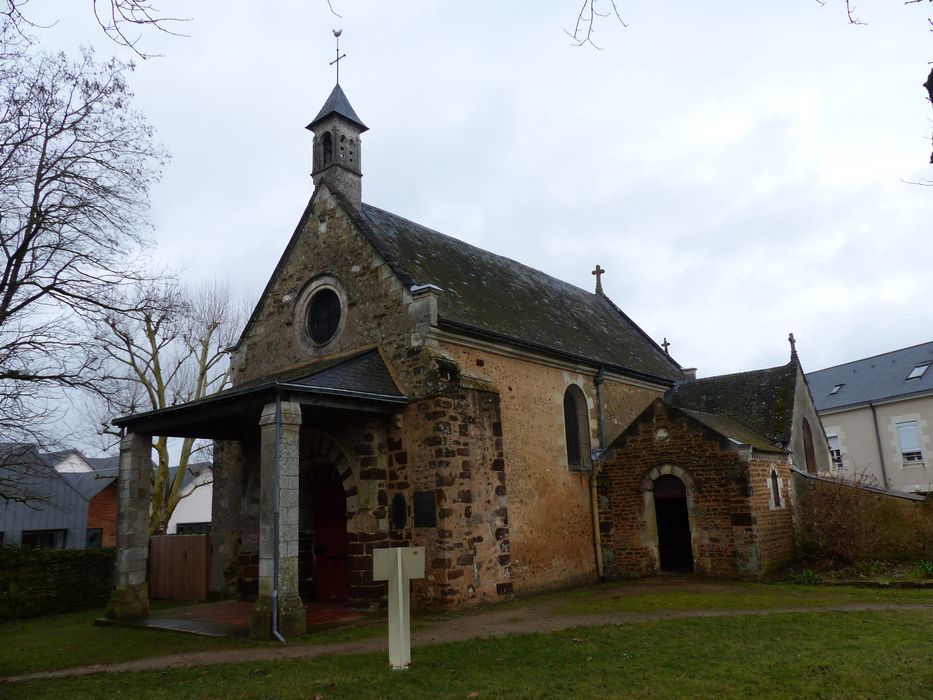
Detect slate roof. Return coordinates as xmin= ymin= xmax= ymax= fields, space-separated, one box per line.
xmin=340 ymin=200 xmax=682 ymax=383
xmin=282 ymin=347 xmax=404 ymax=397
xmin=307 ymin=84 xmax=368 ymax=132
xmin=679 ymin=408 xmax=786 ymax=453
xmin=807 ymin=341 xmax=933 ymax=411
xmin=666 ymin=361 xmax=797 ymax=444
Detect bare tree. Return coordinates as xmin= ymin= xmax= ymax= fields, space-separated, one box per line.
xmin=0 ymin=43 xmax=164 ymax=498
xmin=3 ymin=0 xmax=187 ymax=58
xmin=91 ymin=280 xmax=241 ymax=534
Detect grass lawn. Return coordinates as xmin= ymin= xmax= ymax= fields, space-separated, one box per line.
xmin=0 ymin=606 xmax=260 ymax=678
xmin=4 ymin=609 xmax=933 ymax=699
xmin=549 ymin=580 xmax=933 ymax=615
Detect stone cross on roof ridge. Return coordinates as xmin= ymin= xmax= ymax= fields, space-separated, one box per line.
xmin=592 ymin=264 xmax=606 ymax=294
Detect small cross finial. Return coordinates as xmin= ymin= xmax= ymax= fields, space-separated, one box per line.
xmin=788 ymin=332 xmax=797 ymax=360
xmin=331 ymin=29 xmax=346 ymax=84
xmin=592 ymin=264 xmax=606 ymax=294
xmin=662 ymin=337 xmax=670 ymax=355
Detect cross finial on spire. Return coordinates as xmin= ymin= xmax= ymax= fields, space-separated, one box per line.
xmin=592 ymin=264 xmax=606 ymax=294
xmin=788 ymin=332 xmax=798 ymax=360
xmin=331 ymin=29 xmax=346 ymax=84
xmin=662 ymin=338 xmax=671 ymax=355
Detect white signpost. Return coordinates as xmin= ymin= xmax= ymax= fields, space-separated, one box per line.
xmin=372 ymin=546 xmax=425 ymax=670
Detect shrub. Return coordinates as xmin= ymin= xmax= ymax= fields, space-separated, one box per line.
xmin=797 ymin=472 xmax=933 ymax=564
xmin=0 ymin=547 xmax=114 ymax=621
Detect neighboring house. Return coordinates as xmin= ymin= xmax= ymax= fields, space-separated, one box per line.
xmin=807 ymin=341 xmax=933 ymax=494
xmin=109 ymin=81 xmax=809 ymax=637
xmin=0 ymin=445 xmax=118 ymax=548
xmin=165 ymin=463 xmax=213 ymax=535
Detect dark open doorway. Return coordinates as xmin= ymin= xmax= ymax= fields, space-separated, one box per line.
xmin=299 ymin=462 xmax=350 ymax=602
xmin=654 ymin=474 xmax=693 ymax=572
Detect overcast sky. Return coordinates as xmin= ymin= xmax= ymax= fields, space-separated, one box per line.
xmin=38 ymin=1 xmax=931 ymax=381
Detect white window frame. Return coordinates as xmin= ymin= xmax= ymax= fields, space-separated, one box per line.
xmin=895 ymin=420 xmax=924 ymax=467
xmin=826 ymin=433 xmax=844 ymax=471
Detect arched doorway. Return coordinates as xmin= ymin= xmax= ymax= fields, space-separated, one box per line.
xmin=310 ymin=464 xmax=350 ymax=601
xmin=298 ymin=433 xmax=355 ymax=602
xmin=653 ymin=474 xmax=693 ymax=572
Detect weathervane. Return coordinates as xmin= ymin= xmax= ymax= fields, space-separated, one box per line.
xmin=331 ymin=29 xmax=346 ymax=84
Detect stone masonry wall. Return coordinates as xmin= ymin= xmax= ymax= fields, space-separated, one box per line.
xmin=399 ymin=387 xmax=511 ymax=608
xmin=231 ymin=189 xmax=425 ymax=396
xmin=746 ymin=457 xmax=797 ymax=573
xmin=597 ymin=402 xmax=752 ymax=578
xmin=441 ymin=342 xmax=663 ymax=594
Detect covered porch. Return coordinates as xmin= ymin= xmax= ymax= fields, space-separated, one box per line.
xmin=107 ymin=349 xmax=407 ymax=640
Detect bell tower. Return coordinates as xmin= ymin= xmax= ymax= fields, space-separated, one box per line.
xmin=307 ymin=31 xmax=368 ymax=204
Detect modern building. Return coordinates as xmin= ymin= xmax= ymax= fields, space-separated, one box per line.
xmin=807 ymin=341 xmax=933 ymax=494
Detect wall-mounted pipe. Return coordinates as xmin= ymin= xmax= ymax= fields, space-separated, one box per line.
xmin=869 ymin=402 xmax=890 ymax=490
xmin=595 ymin=366 xmax=607 ymax=451
xmin=271 ymin=392 xmax=286 ymax=643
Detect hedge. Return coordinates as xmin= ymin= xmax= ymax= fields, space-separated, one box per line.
xmin=0 ymin=547 xmax=114 ymax=621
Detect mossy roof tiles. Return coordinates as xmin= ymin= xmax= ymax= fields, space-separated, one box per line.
xmin=666 ymin=362 xmax=797 ymax=444
xmin=348 ymin=201 xmax=682 ymax=383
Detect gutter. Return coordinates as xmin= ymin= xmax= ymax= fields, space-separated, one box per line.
xmin=590 ymin=368 xmax=607 ymax=580
xmin=868 ymin=402 xmax=890 ymax=490
xmin=271 ymin=393 xmax=286 ymax=644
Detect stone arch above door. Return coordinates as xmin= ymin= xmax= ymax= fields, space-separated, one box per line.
xmin=303 ymin=429 xmax=360 ymax=513
xmin=640 ymin=464 xmax=696 ymax=494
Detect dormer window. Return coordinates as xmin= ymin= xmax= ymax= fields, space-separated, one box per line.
xmin=906 ymin=363 xmax=930 ymax=381
xmin=829 ymin=384 xmax=844 ymax=395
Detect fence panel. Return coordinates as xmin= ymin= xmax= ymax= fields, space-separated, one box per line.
xmin=149 ymin=534 xmax=211 ymax=601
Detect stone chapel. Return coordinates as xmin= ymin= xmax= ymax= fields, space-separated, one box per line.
xmin=108 ymin=82 xmax=828 ymax=639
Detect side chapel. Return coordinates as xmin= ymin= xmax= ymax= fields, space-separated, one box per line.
xmin=108 ymin=81 xmax=830 ymax=639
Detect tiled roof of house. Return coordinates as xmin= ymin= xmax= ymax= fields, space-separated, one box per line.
xmin=807 ymin=341 xmax=933 ymax=411
xmin=666 ymin=361 xmax=797 ymax=444
xmin=345 ymin=201 xmax=682 ymax=383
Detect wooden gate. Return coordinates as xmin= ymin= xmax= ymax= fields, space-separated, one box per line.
xmin=149 ymin=534 xmax=211 ymax=601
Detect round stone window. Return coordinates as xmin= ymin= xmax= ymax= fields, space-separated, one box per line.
xmin=307 ymin=288 xmax=341 ymax=345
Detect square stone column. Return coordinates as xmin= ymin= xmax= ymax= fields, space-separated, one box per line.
xmin=250 ymin=400 xmax=305 ymax=639
xmin=106 ymin=432 xmax=152 ymax=620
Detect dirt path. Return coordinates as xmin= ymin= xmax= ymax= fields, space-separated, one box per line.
xmin=6 ymin=599 xmax=933 ymax=684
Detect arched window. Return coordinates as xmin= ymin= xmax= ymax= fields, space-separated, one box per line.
xmin=321 ymin=131 xmax=333 ymax=166
xmin=563 ymin=385 xmax=592 ymax=470
xmin=802 ymin=417 xmax=816 ymax=474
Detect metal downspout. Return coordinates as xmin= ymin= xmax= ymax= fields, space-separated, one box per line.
xmin=869 ymin=402 xmax=890 ymax=490
xmin=271 ymin=392 xmax=286 ymax=643
xmin=591 ymin=367 xmax=607 ymax=579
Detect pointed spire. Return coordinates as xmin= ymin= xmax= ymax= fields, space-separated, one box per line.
xmin=306 ymin=83 xmax=368 ymax=133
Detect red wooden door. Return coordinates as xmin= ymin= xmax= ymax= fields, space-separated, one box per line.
xmin=312 ymin=476 xmax=349 ymax=600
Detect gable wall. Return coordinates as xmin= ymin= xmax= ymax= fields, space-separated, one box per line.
xmin=440 ymin=340 xmax=662 ymax=593
xmin=789 ymin=366 xmax=833 ymax=475
xmin=598 ymin=402 xmax=776 ymax=578
xmin=232 ymin=193 xmax=421 ymax=393
xmin=88 ymin=483 xmax=118 ymax=547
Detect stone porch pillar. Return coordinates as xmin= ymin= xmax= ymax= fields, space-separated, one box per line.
xmin=250 ymin=400 xmax=305 ymax=639
xmin=106 ymin=432 xmax=152 ymax=620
